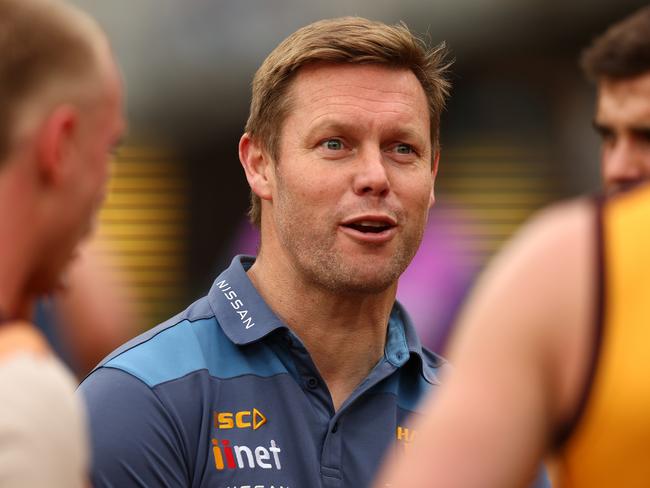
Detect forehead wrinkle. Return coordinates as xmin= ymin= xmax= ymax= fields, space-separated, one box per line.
xmin=301 ymin=86 xmax=422 ymax=109
xmin=598 ymin=96 xmax=650 ymax=126
xmin=299 ymin=94 xmax=427 ymax=127
xmin=598 ymin=75 xmax=650 ymax=112
xmin=305 ymin=96 xmax=422 ymax=116
xmin=305 ymin=107 xmax=424 ymax=131
xmin=287 ymin=65 xmax=430 ymax=147
xmin=304 ymin=81 xmax=422 ymax=98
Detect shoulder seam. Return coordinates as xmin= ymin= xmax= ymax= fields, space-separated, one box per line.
xmin=107 ymin=315 xmax=216 ymax=361
xmin=96 ymin=364 xmax=293 ymax=389
xmin=80 ymin=315 xmax=218 ymax=385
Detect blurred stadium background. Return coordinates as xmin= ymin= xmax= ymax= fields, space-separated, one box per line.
xmin=73 ymin=0 xmax=648 ymax=352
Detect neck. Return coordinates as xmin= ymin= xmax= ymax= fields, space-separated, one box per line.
xmin=248 ymin=248 xmax=397 ymax=410
xmin=0 ymin=170 xmax=41 ymax=320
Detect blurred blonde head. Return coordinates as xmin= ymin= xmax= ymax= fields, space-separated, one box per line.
xmin=0 ymin=0 xmax=114 ymax=163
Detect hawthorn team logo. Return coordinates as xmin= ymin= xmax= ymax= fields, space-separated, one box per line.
xmin=396 ymin=425 xmax=416 ymax=453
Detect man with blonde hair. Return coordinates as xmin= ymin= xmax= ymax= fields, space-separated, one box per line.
xmin=0 ymin=0 xmax=125 ymax=486
xmin=80 ymin=16 xmax=455 ymax=488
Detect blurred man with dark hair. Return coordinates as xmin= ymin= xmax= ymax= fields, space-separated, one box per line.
xmin=376 ymin=6 xmax=650 ymax=487
xmin=581 ymin=5 xmax=650 ymax=192
xmin=0 ymin=0 xmax=125 ymax=485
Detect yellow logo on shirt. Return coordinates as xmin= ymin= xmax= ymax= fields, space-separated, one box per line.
xmin=214 ymin=408 xmax=267 ymax=430
xmin=396 ymin=425 xmax=416 ymax=452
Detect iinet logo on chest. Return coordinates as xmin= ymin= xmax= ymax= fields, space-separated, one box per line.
xmin=212 ymin=438 xmax=283 ymax=471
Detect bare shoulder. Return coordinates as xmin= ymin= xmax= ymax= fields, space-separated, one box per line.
xmin=486 ymin=198 xmax=593 ymax=279
xmin=454 ymin=197 xmax=595 ymax=339
xmin=375 ymin=198 xmax=599 ymax=488
xmin=449 ymin=197 xmax=597 ymax=429
xmin=516 ymin=198 xmax=594 ymax=257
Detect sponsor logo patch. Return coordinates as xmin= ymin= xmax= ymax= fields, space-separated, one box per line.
xmin=212 ymin=438 xmax=282 ymax=471
xmin=396 ymin=425 xmax=416 ymax=453
xmin=216 ymin=280 xmax=255 ymax=329
xmin=215 ymin=408 xmax=267 ymax=430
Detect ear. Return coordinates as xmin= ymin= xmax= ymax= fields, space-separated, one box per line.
xmin=429 ymin=149 xmax=440 ymax=208
xmin=35 ymin=105 xmax=80 ymax=185
xmin=239 ymin=133 xmax=274 ymax=201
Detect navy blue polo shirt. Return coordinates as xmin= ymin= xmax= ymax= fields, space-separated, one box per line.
xmin=79 ymin=256 xmax=547 ymax=488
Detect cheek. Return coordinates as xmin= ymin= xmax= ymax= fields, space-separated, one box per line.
xmin=403 ymin=174 xmax=434 ymax=206
xmin=79 ymin=150 xmax=111 ymax=215
xmin=93 ymin=146 xmax=112 ymax=188
xmin=280 ymin=171 xmax=340 ymax=210
xmin=99 ymin=159 xmax=111 ymax=193
xmin=406 ymin=188 xmax=435 ymax=226
xmin=308 ymin=184 xmax=336 ymax=206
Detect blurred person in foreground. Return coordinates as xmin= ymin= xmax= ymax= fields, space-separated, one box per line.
xmin=375 ymin=7 xmax=650 ymax=488
xmin=0 ymin=0 xmax=125 ymax=485
xmin=81 ymin=16 xmax=457 ymax=488
xmin=37 ymin=237 xmax=141 ymax=378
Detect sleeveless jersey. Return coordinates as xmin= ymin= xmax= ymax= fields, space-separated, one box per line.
xmin=558 ymin=183 xmax=650 ymax=487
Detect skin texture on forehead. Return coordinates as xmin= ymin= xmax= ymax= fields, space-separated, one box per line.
xmin=282 ymin=63 xmax=432 ymax=160
xmin=597 ymin=73 xmax=650 ymax=126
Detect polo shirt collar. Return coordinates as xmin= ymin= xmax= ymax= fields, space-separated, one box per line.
xmin=208 ymin=255 xmax=442 ymax=384
xmin=208 ymin=255 xmax=287 ymax=345
xmin=386 ymin=301 xmax=443 ymax=385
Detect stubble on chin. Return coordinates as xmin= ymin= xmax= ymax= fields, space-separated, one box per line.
xmin=273 ymin=188 xmax=426 ymax=295
xmin=286 ymin=231 xmax=420 ymax=295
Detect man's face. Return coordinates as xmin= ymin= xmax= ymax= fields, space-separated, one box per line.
xmin=75 ymin=61 xmax=125 ymax=237
xmin=266 ymin=63 xmax=435 ymax=294
xmin=595 ymin=71 xmax=650 ymax=193
xmin=34 ymin=56 xmax=125 ymax=295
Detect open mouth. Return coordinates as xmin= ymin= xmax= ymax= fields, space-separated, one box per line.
xmin=342 ymin=219 xmax=395 ymax=234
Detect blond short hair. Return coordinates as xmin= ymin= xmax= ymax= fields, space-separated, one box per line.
xmin=0 ymin=0 xmax=105 ymax=162
xmin=244 ymin=16 xmax=452 ymax=227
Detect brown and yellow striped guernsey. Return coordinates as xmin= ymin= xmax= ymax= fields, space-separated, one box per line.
xmin=557 ymin=183 xmax=650 ymax=487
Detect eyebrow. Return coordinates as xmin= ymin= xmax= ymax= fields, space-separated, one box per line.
xmin=593 ymin=120 xmax=650 ymax=136
xmin=304 ymin=118 xmax=356 ymax=138
xmin=305 ymin=117 xmax=427 ymax=145
xmin=592 ymin=120 xmax=612 ymax=135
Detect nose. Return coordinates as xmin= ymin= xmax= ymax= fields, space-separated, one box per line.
xmin=602 ymin=136 xmax=647 ymax=193
xmin=352 ymin=147 xmax=390 ymax=197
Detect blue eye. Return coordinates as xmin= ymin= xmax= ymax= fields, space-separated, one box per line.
xmin=395 ymin=143 xmax=414 ymax=154
xmin=323 ymin=139 xmax=343 ymax=150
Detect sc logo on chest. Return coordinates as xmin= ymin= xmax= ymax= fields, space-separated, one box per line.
xmin=214 ymin=408 xmax=267 ymax=430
